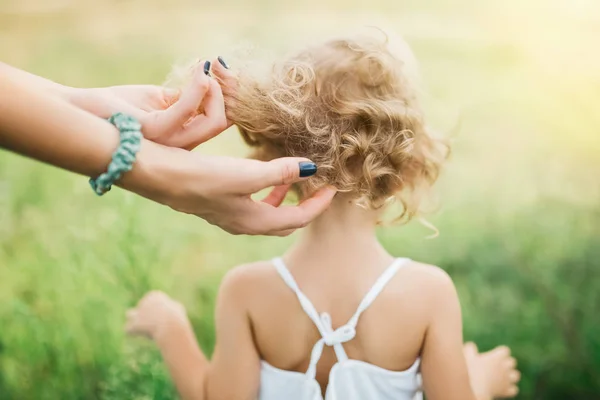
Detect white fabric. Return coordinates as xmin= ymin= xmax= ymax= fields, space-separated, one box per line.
xmin=259 ymin=258 xmax=422 ymax=400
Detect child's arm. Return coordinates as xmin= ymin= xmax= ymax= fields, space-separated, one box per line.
xmin=126 ymin=269 xmax=261 ymax=400
xmin=125 ymin=291 xmax=209 ymax=399
xmin=205 ymin=268 xmax=261 ymax=400
xmin=419 ymin=269 xmax=478 ymax=400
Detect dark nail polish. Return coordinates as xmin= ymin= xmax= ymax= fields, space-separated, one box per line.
xmin=299 ymin=161 xmax=317 ymax=178
xmin=203 ymin=61 xmax=211 ymax=76
xmin=217 ymin=56 xmax=229 ymax=69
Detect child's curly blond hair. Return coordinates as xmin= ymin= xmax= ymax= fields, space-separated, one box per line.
xmin=226 ymin=29 xmax=448 ymax=223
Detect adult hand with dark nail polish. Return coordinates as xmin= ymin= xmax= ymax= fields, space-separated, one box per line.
xmin=151 ymin=56 xmax=334 ymax=236
xmin=126 ymin=146 xmax=336 ymax=236
xmin=1 ymin=60 xmax=335 ymax=236
xmin=68 ymin=61 xmax=229 ymax=150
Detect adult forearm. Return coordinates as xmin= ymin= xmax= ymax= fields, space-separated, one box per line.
xmin=156 ymin=322 xmax=209 ymax=400
xmin=0 ymin=74 xmax=119 ymax=176
xmin=0 ymin=61 xmax=335 ymax=235
xmin=0 ymin=73 xmax=172 ymax=201
xmin=0 ymin=62 xmax=142 ymax=125
xmin=0 ymin=62 xmax=73 ymax=99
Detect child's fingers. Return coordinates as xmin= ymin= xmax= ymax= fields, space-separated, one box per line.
xmin=124 ymin=309 xmax=137 ymax=333
xmin=506 ymin=385 xmax=519 ymax=397
xmin=124 ymin=320 xmax=150 ymax=338
xmin=509 ymin=370 xmax=521 ymax=382
xmin=125 ymin=325 xmax=146 ymax=337
xmin=505 ymin=356 xmax=517 ymax=369
xmin=491 ymin=345 xmax=511 ymax=357
xmin=126 ymin=309 xmax=137 ymax=320
xmin=124 ymin=321 xmax=138 ymax=336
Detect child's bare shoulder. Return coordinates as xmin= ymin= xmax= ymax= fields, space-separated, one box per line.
xmin=393 ymin=260 xmax=458 ymax=304
xmin=401 ymin=260 xmax=453 ymax=285
xmin=218 ymin=260 xmax=283 ymax=301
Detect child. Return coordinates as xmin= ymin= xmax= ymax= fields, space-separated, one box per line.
xmin=126 ymin=29 xmax=521 ymax=400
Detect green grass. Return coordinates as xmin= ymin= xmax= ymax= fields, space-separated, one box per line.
xmin=1 ymin=0 xmax=599 ymax=398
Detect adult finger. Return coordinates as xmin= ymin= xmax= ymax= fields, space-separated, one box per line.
xmin=261 ymin=184 xmax=292 ymax=207
xmin=252 ymin=185 xmax=336 ymax=233
xmin=172 ymin=79 xmax=229 ymax=149
xmin=271 ymin=228 xmax=297 ymax=237
xmin=210 ymin=56 xmax=239 ymax=120
xmin=202 ymin=78 xmax=227 ymax=120
xmin=152 ymin=62 xmax=211 ymax=137
xmin=211 ymin=56 xmax=237 ymax=95
xmin=162 ymin=87 xmax=181 ymax=108
xmin=241 ymin=157 xmax=319 ymax=194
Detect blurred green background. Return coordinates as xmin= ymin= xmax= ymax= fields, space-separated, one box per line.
xmin=1 ymin=0 xmax=599 ymax=398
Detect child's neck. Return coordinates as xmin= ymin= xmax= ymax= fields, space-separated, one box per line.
xmin=285 ymin=195 xmax=394 ymax=273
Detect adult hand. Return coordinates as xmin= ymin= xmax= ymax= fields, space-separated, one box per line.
xmin=0 ymin=60 xmax=336 ymax=236
xmin=112 ymin=57 xmax=336 ymax=236
xmin=69 ymin=60 xmax=226 ymax=150
xmin=125 ymin=142 xmax=336 ymax=236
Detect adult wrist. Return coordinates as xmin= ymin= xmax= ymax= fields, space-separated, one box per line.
xmin=66 ymin=87 xmax=114 ymax=118
xmin=57 ymin=84 xmax=80 ymax=103
xmin=117 ymin=140 xmax=185 ymax=206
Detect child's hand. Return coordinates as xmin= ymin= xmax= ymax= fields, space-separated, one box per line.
xmin=464 ymin=342 xmax=521 ymax=399
xmin=125 ymin=291 xmax=191 ymax=342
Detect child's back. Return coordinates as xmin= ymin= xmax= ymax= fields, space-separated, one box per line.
xmin=215 ymin=194 xmax=464 ymax=400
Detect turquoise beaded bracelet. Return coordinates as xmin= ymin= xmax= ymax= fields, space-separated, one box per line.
xmin=89 ymin=113 xmax=143 ymax=196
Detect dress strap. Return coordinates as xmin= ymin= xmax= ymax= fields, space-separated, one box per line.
xmin=272 ymin=258 xmax=328 ymax=335
xmin=271 ymin=257 xmax=410 ymax=379
xmin=272 ymin=258 xmax=356 ymax=378
xmin=346 ymin=258 xmax=410 ymax=328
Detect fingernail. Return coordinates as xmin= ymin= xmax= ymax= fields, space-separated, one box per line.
xmin=217 ymin=56 xmax=229 ymax=69
xmin=203 ymin=61 xmax=211 ymax=76
xmin=299 ymin=161 xmax=317 ymax=178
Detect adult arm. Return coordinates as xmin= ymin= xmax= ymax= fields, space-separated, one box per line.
xmin=0 ymin=60 xmax=227 ymax=150
xmin=0 ymin=72 xmax=334 ymax=235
